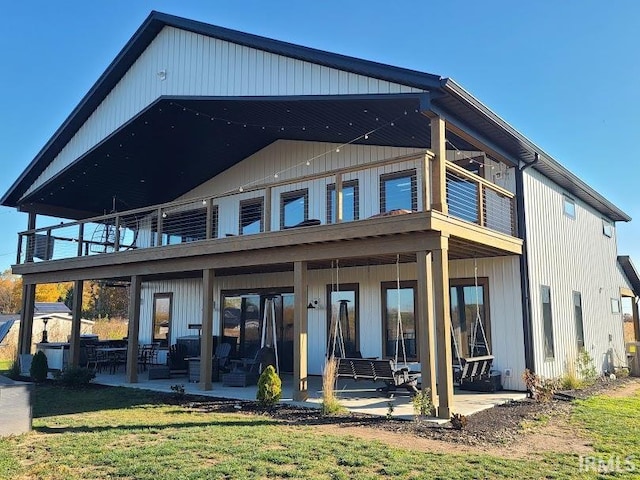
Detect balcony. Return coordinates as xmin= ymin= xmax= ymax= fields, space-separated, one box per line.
xmin=15 ymin=152 xmax=517 ymax=269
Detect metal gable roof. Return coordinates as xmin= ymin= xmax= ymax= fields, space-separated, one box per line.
xmin=619 ymin=256 xmax=640 ymax=296
xmin=1 ymin=11 xmax=630 ymax=224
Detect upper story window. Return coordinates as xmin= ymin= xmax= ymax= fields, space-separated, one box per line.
xmin=240 ymin=198 xmax=263 ymax=235
xmin=611 ymin=297 xmax=621 ymax=314
xmin=280 ymin=189 xmax=309 ymax=229
xmin=380 ymin=170 xmax=417 ymax=213
xmin=326 ymin=180 xmax=359 ymax=224
xmin=602 ymin=219 xmax=614 ymax=238
xmin=563 ymin=195 xmax=576 ymax=219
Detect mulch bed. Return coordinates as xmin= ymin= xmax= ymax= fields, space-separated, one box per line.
xmin=177 ymin=376 xmax=637 ymax=447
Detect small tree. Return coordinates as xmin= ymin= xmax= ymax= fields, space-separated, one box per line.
xmin=30 ymin=351 xmax=49 ymax=382
xmin=256 ymin=365 xmax=281 ymax=408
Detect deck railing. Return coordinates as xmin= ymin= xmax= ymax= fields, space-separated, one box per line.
xmin=16 ymin=154 xmax=516 ymax=264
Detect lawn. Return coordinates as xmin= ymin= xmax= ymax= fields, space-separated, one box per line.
xmin=0 ymin=384 xmax=638 ymax=480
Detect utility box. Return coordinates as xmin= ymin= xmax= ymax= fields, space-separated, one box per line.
xmin=627 ymin=342 xmax=640 ymax=377
xmin=0 ymin=375 xmax=34 ymax=436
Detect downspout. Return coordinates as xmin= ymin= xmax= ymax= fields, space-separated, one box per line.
xmin=516 ymin=152 xmax=539 ymax=372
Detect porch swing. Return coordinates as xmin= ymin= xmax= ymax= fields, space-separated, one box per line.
xmin=451 ymin=259 xmax=494 ymax=384
xmin=333 ymin=256 xmax=419 ymax=395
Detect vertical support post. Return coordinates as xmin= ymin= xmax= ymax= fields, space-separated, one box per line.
xmin=200 ymin=268 xmax=215 ymax=390
xmin=477 ymin=184 xmax=485 ymax=227
xmin=430 ymin=116 xmax=448 ymax=215
xmin=416 ymin=250 xmax=437 ymax=407
xmin=433 ymin=235 xmax=453 ymax=419
xmin=126 ymin=276 xmax=142 ymax=383
xmin=18 ymin=283 xmax=36 ymax=355
xmin=264 ymin=187 xmax=272 ymax=232
xmin=156 ymin=208 xmax=164 ymax=247
xmin=113 ymin=216 xmax=120 ymax=252
xmin=335 ymin=173 xmax=344 ymax=223
xmin=69 ymin=280 xmax=84 ymax=367
xmin=205 ymin=199 xmax=214 ymax=240
xmin=421 ymin=154 xmax=432 ymax=212
xmin=45 ymin=229 xmax=53 ymax=260
xmin=77 ymin=223 xmax=84 ymax=257
xmin=26 ymin=212 xmax=36 ymax=263
xmin=293 ymin=261 xmax=308 ymax=401
xmin=17 ymin=234 xmax=23 ymax=265
xmin=634 ymin=298 xmax=640 ymax=342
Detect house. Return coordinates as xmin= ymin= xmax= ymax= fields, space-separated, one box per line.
xmin=2 ymin=11 xmax=637 ymax=418
xmin=0 ymin=303 xmax=94 ymax=357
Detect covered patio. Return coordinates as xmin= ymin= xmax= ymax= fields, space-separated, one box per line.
xmin=93 ymin=371 xmax=526 ymax=421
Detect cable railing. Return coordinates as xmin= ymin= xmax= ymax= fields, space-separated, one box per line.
xmin=16 ymin=152 xmax=516 ymax=264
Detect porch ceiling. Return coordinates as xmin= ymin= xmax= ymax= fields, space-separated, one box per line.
xmin=17 ymin=94 xmax=474 ymax=219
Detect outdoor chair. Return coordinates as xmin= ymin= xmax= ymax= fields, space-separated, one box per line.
xmin=223 ymin=346 xmax=276 ymax=387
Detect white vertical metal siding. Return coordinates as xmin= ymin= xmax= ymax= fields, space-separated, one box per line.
xmin=523 ymin=168 xmax=630 ymax=379
xmin=25 ymin=26 xmax=423 ymax=199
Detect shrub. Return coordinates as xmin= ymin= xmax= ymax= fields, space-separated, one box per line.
xmin=30 ymin=351 xmax=49 ymax=383
xmin=560 ymin=358 xmax=583 ymax=390
xmin=53 ymin=367 xmax=96 ymax=387
xmin=321 ymin=357 xmax=343 ymax=415
xmin=412 ymin=388 xmax=435 ymax=419
xmin=576 ymin=349 xmax=598 ymax=385
xmin=6 ymin=358 xmax=21 ymax=380
xmin=257 ymin=365 xmax=281 ymax=408
xmin=522 ymin=369 xmax=558 ymax=402
xmin=450 ymin=413 xmax=468 ymax=430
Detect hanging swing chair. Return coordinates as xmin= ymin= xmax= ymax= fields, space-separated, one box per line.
xmin=451 ymin=259 xmax=494 ymax=384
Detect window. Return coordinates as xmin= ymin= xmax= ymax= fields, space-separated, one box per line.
xmin=541 ymin=286 xmax=555 ymax=359
xmin=326 ymin=284 xmax=359 ymax=356
xmin=380 ymin=170 xmax=417 ymax=213
xmin=603 ymin=219 xmax=613 ymax=238
xmin=152 ymin=293 xmax=173 ymax=348
xmin=382 ymin=281 xmax=417 ymax=360
xmin=450 ymin=278 xmax=491 ymax=357
xmin=327 ymin=180 xmax=359 ymax=223
xmin=280 ymin=189 xmax=308 ymax=229
xmin=239 ymin=198 xmax=263 ymax=234
xmin=611 ymin=297 xmax=621 ymax=314
xmin=573 ymin=291 xmax=585 ymax=350
xmin=563 ymin=195 xmax=576 ymax=219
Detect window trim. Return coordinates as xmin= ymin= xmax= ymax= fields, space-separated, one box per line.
xmin=449 ymin=277 xmax=492 ymax=357
xmin=326 ymin=180 xmax=359 ymax=224
xmin=541 ymin=285 xmax=555 ymax=360
xmin=602 ymin=218 xmax=613 ymax=238
xmin=325 ymin=283 xmax=360 ymax=355
xmin=152 ymin=292 xmax=173 ymax=348
xmin=611 ymin=297 xmax=621 ymax=314
xmin=381 ymin=280 xmax=418 ymax=360
xmin=563 ymin=195 xmax=576 ymax=219
xmin=280 ymin=188 xmax=309 ymax=229
xmin=239 ymin=197 xmax=264 ymax=234
xmin=380 ymin=169 xmax=418 ymax=214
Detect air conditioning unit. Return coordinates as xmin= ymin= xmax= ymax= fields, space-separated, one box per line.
xmin=626 ymin=342 xmax=640 ymax=376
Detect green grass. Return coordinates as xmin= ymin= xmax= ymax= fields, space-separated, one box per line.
xmin=0 ymin=359 xmax=12 ymax=372
xmin=1 ymin=385 xmax=639 ymax=479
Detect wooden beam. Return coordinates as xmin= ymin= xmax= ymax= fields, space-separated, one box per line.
xmin=430 ymin=116 xmax=448 ymax=214
xmin=433 ymin=236 xmax=454 ymax=419
xmin=205 ymin=199 xmax=214 ymax=240
xmin=18 ymin=283 xmax=36 ymax=354
xmin=264 ymin=187 xmax=272 ymax=232
xmin=620 ymin=287 xmax=635 ymax=298
xmin=26 ymin=212 xmax=36 ymax=263
xmin=200 ymin=269 xmax=215 ymax=391
xmin=68 ymin=280 xmax=84 ymax=367
xmin=633 ymin=298 xmax=640 ymax=342
xmin=77 ymin=223 xmax=84 ymax=257
xmin=156 ymin=208 xmax=163 ymax=247
xmin=335 ymin=173 xmax=343 ymax=223
xmin=421 ymin=154 xmax=431 ymax=212
xmin=293 ymin=261 xmax=308 ymax=401
xmin=125 ymin=275 xmax=142 ymax=383
xmin=416 ymin=250 xmax=436 ymax=406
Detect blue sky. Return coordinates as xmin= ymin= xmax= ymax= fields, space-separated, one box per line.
xmin=1 ymin=1 xmax=639 ymax=273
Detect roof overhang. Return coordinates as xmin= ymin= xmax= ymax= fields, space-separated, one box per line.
xmin=618 ymin=256 xmax=640 ymax=297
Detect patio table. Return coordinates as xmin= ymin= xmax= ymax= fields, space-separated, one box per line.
xmin=96 ymin=347 xmax=128 ymax=374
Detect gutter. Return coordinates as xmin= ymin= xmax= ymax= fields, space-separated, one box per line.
xmin=516 ymin=152 xmax=539 ymax=373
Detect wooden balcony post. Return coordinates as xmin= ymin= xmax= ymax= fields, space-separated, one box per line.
xmin=77 ymin=223 xmax=84 ymax=257
xmin=416 ymin=250 xmax=437 ymax=406
xmin=335 ymin=173 xmax=344 ymax=223
xmin=113 ymin=216 xmax=121 ymax=252
xmin=200 ymin=268 xmax=215 ymax=391
xmin=205 ymin=199 xmax=214 ymax=240
xmin=433 ymin=235 xmax=454 ymax=419
xmin=293 ymin=261 xmax=308 ymax=401
xmin=421 ymin=154 xmax=432 ymax=212
xmin=633 ymin=298 xmax=640 ymax=342
xmin=45 ymin=229 xmax=53 ymax=260
xmin=430 ymin=116 xmax=448 ymax=215
xmin=26 ymin=212 xmax=36 ymax=263
xmin=68 ymin=280 xmax=84 ymax=367
xmin=156 ymin=208 xmax=164 ymax=247
xmin=16 ymin=234 xmax=22 ymax=265
xmin=264 ymin=187 xmax=272 ymax=232
xmin=18 ymin=282 xmax=36 ymax=354
xmin=477 ymin=183 xmax=485 ymax=227
xmin=126 ymin=275 xmax=142 ymax=383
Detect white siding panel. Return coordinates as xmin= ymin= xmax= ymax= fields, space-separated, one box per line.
xmin=523 ymin=168 xmax=630 ymax=379
xmin=26 ymin=27 xmax=424 ymax=198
